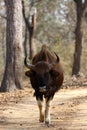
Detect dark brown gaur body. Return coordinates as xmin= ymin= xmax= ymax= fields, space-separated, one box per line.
xmin=24 ymin=45 xmax=64 ymax=126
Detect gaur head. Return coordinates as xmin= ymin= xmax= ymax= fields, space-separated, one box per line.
xmin=24 ymin=53 xmax=60 ymax=93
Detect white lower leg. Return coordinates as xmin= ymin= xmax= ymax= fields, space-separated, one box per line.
xmin=45 ymin=99 xmax=51 ymax=125
xmin=37 ymin=100 xmax=44 ymax=122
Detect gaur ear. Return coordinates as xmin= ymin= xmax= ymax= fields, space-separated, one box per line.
xmin=25 ymin=71 xmax=31 ymax=77
xmin=25 ymin=70 xmax=36 ymax=77
xmin=50 ymin=69 xmax=59 ymax=78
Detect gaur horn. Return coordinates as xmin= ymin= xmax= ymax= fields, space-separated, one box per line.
xmin=54 ymin=52 xmax=60 ymax=62
xmin=24 ymin=57 xmax=35 ymax=69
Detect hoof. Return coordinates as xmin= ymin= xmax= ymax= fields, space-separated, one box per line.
xmin=39 ymin=119 xmax=44 ymax=123
xmin=39 ymin=115 xmax=44 ymax=122
xmin=45 ymin=121 xmax=50 ymax=127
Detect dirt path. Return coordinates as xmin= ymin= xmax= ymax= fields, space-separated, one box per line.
xmin=0 ymin=87 xmax=87 ymax=130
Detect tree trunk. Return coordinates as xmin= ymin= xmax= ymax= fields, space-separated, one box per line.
xmin=29 ymin=14 xmax=36 ymax=59
xmin=72 ymin=2 xmax=83 ymax=76
xmin=23 ymin=27 xmax=28 ymax=57
xmin=0 ymin=0 xmax=23 ymax=92
xmin=22 ymin=0 xmax=36 ymax=59
xmin=72 ymin=15 xmax=83 ymax=75
xmin=72 ymin=0 xmax=87 ymax=76
xmin=29 ymin=26 xmax=34 ymax=59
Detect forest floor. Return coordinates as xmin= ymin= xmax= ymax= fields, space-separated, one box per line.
xmin=0 ymin=77 xmax=87 ymax=130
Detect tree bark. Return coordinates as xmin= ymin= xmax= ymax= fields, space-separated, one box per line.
xmin=72 ymin=0 xmax=87 ymax=76
xmin=23 ymin=27 xmax=28 ymax=58
xmin=29 ymin=14 xmax=37 ymax=59
xmin=72 ymin=3 xmax=83 ymax=75
xmin=0 ymin=0 xmax=23 ymax=92
xmin=22 ymin=0 xmax=36 ymax=59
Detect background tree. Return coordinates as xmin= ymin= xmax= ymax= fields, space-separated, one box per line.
xmin=72 ymin=0 xmax=87 ymax=76
xmin=0 ymin=0 xmax=23 ymax=92
xmin=22 ymin=0 xmax=37 ymax=59
xmin=0 ymin=0 xmax=87 ymax=81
